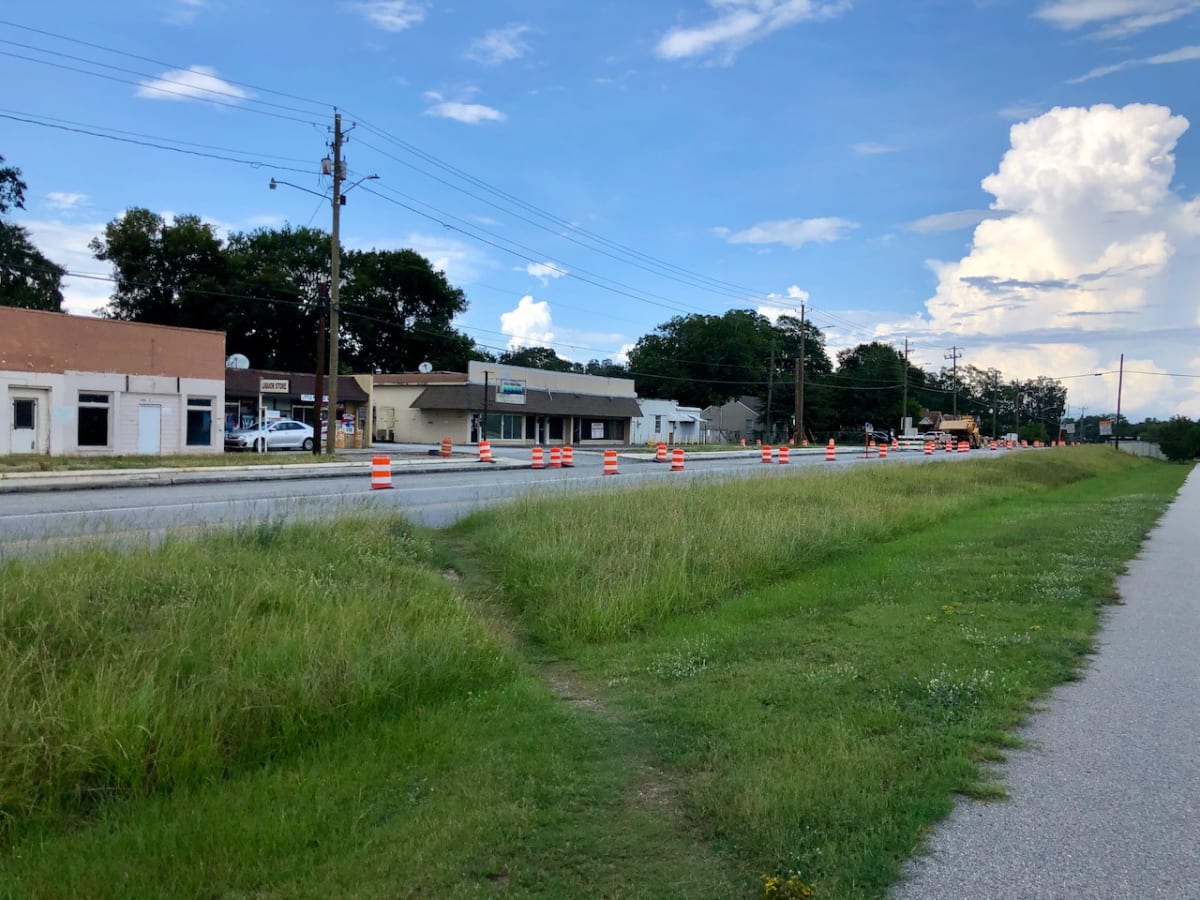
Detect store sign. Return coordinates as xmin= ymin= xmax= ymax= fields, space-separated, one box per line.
xmin=1099 ymin=419 xmax=1113 ymax=436
xmin=300 ymin=394 xmax=329 ymax=403
xmin=259 ymin=378 xmax=290 ymax=394
xmin=496 ymin=378 xmax=527 ymax=404
xmin=591 ymin=422 xmax=605 ymax=439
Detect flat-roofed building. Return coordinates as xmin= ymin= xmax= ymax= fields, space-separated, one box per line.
xmin=0 ymin=307 xmax=225 ymax=456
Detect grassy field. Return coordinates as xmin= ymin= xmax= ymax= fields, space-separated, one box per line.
xmin=0 ymin=449 xmax=1189 ymax=898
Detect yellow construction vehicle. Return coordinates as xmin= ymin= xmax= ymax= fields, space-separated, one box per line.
xmin=938 ymin=416 xmax=983 ymax=448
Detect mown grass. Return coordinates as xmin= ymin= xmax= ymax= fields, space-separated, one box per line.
xmin=0 ymin=448 xmax=1190 ymax=898
xmin=0 ymin=452 xmax=345 ymax=473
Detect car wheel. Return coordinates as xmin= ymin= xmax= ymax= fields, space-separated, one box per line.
xmin=302 ymin=437 xmax=313 ymax=451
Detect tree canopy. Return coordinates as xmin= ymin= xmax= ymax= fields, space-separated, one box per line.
xmin=0 ymin=155 xmax=65 ymax=312
xmin=90 ymin=208 xmax=480 ymax=372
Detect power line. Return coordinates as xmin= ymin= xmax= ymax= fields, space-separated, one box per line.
xmin=0 ymin=111 xmax=316 ymax=175
xmin=0 ymin=48 xmax=322 ymax=126
xmin=0 ymin=20 xmax=779 ymax=303
xmin=351 ymin=138 xmax=757 ymax=305
xmin=0 ymin=18 xmax=333 ymax=109
xmin=0 ymin=106 xmax=316 ymax=167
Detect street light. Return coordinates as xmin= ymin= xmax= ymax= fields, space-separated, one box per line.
xmin=267 ymin=170 xmax=378 ymax=454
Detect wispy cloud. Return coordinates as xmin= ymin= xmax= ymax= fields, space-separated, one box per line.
xmin=905 ymin=209 xmax=1010 ymax=233
xmin=422 ymin=90 xmax=507 ymax=124
xmin=998 ymin=101 xmax=1045 ymax=121
xmin=852 ymin=142 xmax=896 ymax=156
xmin=166 ymin=0 xmax=206 ymax=25
xmin=656 ymin=0 xmax=851 ymax=62
xmin=135 ymin=66 xmax=249 ymax=104
xmin=349 ymin=0 xmax=426 ymax=32
xmin=467 ymin=24 xmax=532 ymax=65
xmin=718 ymin=217 xmax=858 ymax=248
xmin=1068 ymin=44 xmax=1200 ymax=82
xmin=44 ymin=192 xmax=88 ymax=211
xmin=1034 ymin=0 xmax=1200 ymax=39
xmin=519 ymin=261 xmax=567 ymax=284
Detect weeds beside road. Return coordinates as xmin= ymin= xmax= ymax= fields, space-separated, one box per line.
xmin=0 ymin=449 xmax=1188 ymax=898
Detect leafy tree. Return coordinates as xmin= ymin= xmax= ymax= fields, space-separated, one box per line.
xmin=1018 ymin=421 xmax=1049 ymax=444
xmin=582 ymin=358 xmax=630 ymax=378
xmin=628 ymin=310 xmax=779 ymax=410
xmin=340 ymin=248 xmax=472 ymax=373
xmin=0 ymin=155 xmax=65 ymax=311
xmin=496 ymin=345 xmax=577 ymax=372
xmin=1158 ymin=416 xmax=1200 ymax=463
xmin=829 ymin=342 xmax=909 ymax=431
xmin=91 ymin=209 xmax=231 ymax=329
xmin=91 ymin=210 xmax=479 ymax=373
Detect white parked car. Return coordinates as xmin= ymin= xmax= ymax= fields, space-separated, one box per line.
xmin=224 ymin=419 xmax=315 ymax=452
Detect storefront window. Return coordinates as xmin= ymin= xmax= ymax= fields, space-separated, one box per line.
xmin=484 ymin=413 xmax=523 ymax=440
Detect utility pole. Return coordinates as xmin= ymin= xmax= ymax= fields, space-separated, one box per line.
xmin=901 ymin=337 xmax=909 ymax=436
xmin=1115 ymin=353 xmax=1124 ymax=450
xmin=795 ymin=301 xmax=806 ymax=443
xmin=944 ymin=346 xmax=963 ymax=415
xmin=989 ymin=368 xmax=999 ymax=439
xmin=326 ymin=111 xmax=344 ymax=455
xmin=1078 ymin=405 xmax=1088 ymax=443
xmin=766 ymin=344 xmax=775 ymax=443
xmin=313 ymin=295 xmax=326 ymax=456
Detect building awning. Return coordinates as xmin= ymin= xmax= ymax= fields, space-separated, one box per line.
xmin=412 ymin=384 xmax=642 ymax=418
xmin=225 ymin=369 xmax=369 ymax=403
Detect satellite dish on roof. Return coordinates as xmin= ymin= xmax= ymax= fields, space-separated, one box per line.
xmin=226 ymin=353 xmax=250 ymax=369
xmin=417 ymin=361 xmax=433 ymax=374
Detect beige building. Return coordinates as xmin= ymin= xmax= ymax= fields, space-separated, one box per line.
xmin=372 ymin=361 xmax=642 ymax=445
xmin=0 ymin=307 xmax=225 ymax=456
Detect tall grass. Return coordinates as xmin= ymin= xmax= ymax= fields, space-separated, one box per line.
xmin=452 ymin=449 xmax=1141 ymax=643
xmin=0 ymin=516 xmax=516 ymax=840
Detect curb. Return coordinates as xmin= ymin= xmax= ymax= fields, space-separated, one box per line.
xmin=0 ymin=456 xmax=527 ymax=494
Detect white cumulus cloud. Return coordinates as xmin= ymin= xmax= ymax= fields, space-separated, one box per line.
xmin=656 ymin=0 xmax=851 ymax=62
xmin=721 ymin=217 xmax=858 ymax=248
xmin=467 ymin=25 xmax=532 ymax=64
xmin=500 ymin=295 xmax=555 ymax=349
xmin=895 ymin=103 xmax=1200 ymax=418
xmin=136 ymin=66 xmax=249 ymax=105
xmin=349 ymin=0 xmax=425 ymax=31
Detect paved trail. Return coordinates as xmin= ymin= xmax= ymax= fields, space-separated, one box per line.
xmin=893 ymin=468 xmax=1200 ymax=900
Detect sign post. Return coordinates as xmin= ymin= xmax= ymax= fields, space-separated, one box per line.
xmin=864 ymin=422 xmax=873 ymax=458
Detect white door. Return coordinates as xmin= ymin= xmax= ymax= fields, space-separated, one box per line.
xmin=137 ymin=404 xmax=162 ymax=454
xmin=10 ymin=394 xmax=41 ymax=454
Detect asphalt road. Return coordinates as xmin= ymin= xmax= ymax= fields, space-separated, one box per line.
xmin=892 ymin=467 xmax=1200 ymax=900
xmin=0 ymin=445 xmax=959 ymax=555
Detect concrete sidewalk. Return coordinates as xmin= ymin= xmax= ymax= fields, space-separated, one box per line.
xmin=893 ymin=468 xmax=1200 ymax=900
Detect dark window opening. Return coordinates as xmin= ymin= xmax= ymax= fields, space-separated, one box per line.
xmin=78 ymin=407 xmax=108 ymax=446
xmin=13 ymin=399 xmax=35 ymax=430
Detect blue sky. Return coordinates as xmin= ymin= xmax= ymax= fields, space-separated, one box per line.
xmin=3 ymin=0 xmax=1199 ymax=418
